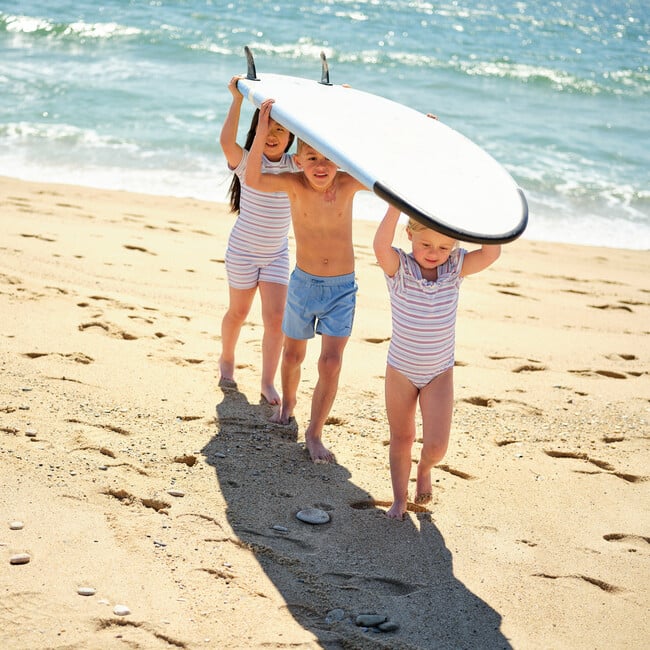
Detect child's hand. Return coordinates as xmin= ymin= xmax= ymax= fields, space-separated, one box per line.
xmin=228 ymin=75 xmax=244 ymax=98
xmin=257 ymin=98 xmax=275 ymax=133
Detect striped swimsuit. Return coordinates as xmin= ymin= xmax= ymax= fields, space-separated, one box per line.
xmin=385 ymin=247 xmax=466 ymax=389
xmin=225 ymin=149 xmax=298 ymax=289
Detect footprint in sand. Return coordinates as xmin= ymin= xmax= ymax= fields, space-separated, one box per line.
xmin=19 ymin=233 xmax=56 ymax=242
xmin=603 ymin=533 xmax=650 ymax=548
xmin=436 ymin=464 xmax=476 ymax=480
xmin=544 ymin=449 xmax=648 ymax=483
xmin=123 ymin=244 xmax=157 ymax=255
xmin=22 ymin=351 xmax=94 ymax=364
xmin=461 ymin=396 xmax=543 ymax=416
xmin=588 ymin=302 xmax=633 ymax=312
xmin=569 ymin=368 xmax=628 ymax=379
xmin=103 ymin=488 xmax=170 ymax=513
xmin=512 ymin=363 xmax=547 ymax=373
xmin=533 ymin=573 xmax=622 ymax=594
xmin=170 ymin=357 xmax=205 ymax=366
xmin=78 ymin=321 xmax=138 ymax=340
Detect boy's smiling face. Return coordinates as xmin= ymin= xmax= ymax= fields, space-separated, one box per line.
xmin=295 ymin=142 xmax=338 ymax=191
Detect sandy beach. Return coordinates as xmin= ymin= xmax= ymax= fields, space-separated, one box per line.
xmin=1 ymin=174 xmax=648 ymax=649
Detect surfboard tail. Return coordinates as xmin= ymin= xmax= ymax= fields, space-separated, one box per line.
xmin=374 ymin=182 xmax=528 ymax=244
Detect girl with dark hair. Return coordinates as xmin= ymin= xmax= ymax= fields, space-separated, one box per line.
xmin=218 ymin=76 xmax=298 ymax=404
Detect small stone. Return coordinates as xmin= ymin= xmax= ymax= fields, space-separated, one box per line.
xmin=25 ymin=430 xmax=37 ymax=437
xmin=215 ymin=453 xmax=226 ymax=459
xmin=296 ymin=508 xmax=330 ymax=525
xmin=113 ymin=605 xmax=131 ymax=616
xmin=167 ymin=489 xmax=185 ymax=497
xmin=77 ymin=587 xmax=96 ymax=596
xmin=378 ymin=621 xmax=400 ymax=632
xmin=325 ymin=608 xmax=345 ymax=624
xmin=355 ymin=614 xmax=387 ymax=627
xmin=9 ymin=521 xmax=24 ymax=530
xmin=272 ymin=525 xmax=288 ymax=533
xmin=98 ymin=465 xmax=108 ymax=471
xmin=10 ymin=553 xmax=31 ymax=565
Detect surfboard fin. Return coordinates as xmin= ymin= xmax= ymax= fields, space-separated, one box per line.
xmin=319 ymin=51 xmax=332 ymax=86
xmin=244 ymin=46 xmax=260 ymax=81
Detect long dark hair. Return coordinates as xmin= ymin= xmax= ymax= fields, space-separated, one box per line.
xmin=227 ymin=109 xmax=295 ymax=213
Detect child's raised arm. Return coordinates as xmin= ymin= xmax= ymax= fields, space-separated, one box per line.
xmin=373 ymin=204 xmax=402 ymax=277
xmin=219 ymin=75 xmax=245 ymax=169
xmin=245 ymin=99 xmax=293 ymax=194
xmin=460 ymin=243 xmax=501 ymax=277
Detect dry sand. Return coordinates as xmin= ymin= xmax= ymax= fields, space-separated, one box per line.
xmin=1 ymin=175 xmax=648 ymax=649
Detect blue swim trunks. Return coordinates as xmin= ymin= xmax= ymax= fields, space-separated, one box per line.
xmin=283 ymin=267 xmax=357 ymax=340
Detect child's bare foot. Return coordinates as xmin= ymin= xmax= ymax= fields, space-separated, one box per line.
xmin=385 ymin=501 xmax=407 ymax=520
xmin=261 ymin=384 xmax=281 ymax=406
xmin=270 ymin=404 xmax=293 ymax=425
xmin=218 ymin=376 xmax=237 ymax=391
xmin=305 ymin=435 xmax=335 ymax=464
xmin=219 ymin=358 xmax=235 ymax=382
xmin=415 ymin=465 xmax=432 ymax=504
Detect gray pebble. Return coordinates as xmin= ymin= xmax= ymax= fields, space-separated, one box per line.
xmin=77 ymin=587 xmax=96 ymax=596
xmin=272 ymin=525 xmax=288 ymax=533
xmin=296 ymin=508 xmax=330 ymax=525
xmin=167 ymin=489 xmax=185 ymax=497
xmin=325 ymin=608 xmax=346 ymax=624
xmin=9 ymin=521 xmax=24 ymax=530
xmin=379 ymin=621 xmax=400 ymax=632
xmin=113 ymin=604 xmax=131 ymax=616
xmin=10 ymin=553 xmax=31 ymax=565
xmin=355 ymin=614 xmax=387 ymax=627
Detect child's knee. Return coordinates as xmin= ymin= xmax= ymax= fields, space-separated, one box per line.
xmin=421 ymin=438 xmax=449 ymax=465
xmin=283 ymin=345 xmax=306 ymax=366
xmin=318 ymin=352 xmax=343 ymax=377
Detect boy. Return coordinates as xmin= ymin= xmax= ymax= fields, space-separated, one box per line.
xmin=246 ymin=98 xmax=367 ymax=463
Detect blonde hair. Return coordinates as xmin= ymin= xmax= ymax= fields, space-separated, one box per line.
xmin=406 ymin=218 xmax=459 ymax=248
xmin=406 ymin=218 xmax=428 ymax=233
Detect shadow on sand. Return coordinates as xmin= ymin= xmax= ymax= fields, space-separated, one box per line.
xmin=202 ymin=384 xmax=512 ymax=649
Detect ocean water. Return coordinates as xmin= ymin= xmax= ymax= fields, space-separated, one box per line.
xmin=1 ymin=0 xmax=648 ymax=249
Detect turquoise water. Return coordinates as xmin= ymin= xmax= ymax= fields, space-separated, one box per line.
xmin=1 ymin=0 xmax=648 ymax=249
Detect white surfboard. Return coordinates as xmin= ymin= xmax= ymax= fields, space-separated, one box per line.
xmin=237 ymin=50 xmax=528 ymax=244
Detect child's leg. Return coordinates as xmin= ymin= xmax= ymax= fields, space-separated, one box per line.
xmin=219 ymin=286 xmax=257 ymax=381
xmin=270 ymin=336 xmax=307 ymax=425
xmin=258 ymin=281 xmax=288 ymax=405
xmin=416 ymin=367 xmax=454 ymax=503
xmin=384 ymin=365 xmax=419 ymax=519
xmin=304 ymin=334 xmax=349 ymax=463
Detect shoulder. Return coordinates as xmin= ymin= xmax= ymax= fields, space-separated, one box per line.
xmin=232 ymin=148 xmax=249 ymax=175
xmin=337 ymin=171 xmax=366 ymax=193
xmin=440 ymin=248 xmax=466 ymax=280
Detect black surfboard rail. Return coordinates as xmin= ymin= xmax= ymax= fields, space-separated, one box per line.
xmin=374 ymin=182 xmax=529 ymax=244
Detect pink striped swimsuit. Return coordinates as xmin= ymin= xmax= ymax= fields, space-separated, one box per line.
xmin=385 ymin=247 xmax=466 ymax=389
xmin=225 ymin=149 xmax=298 ymax=289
